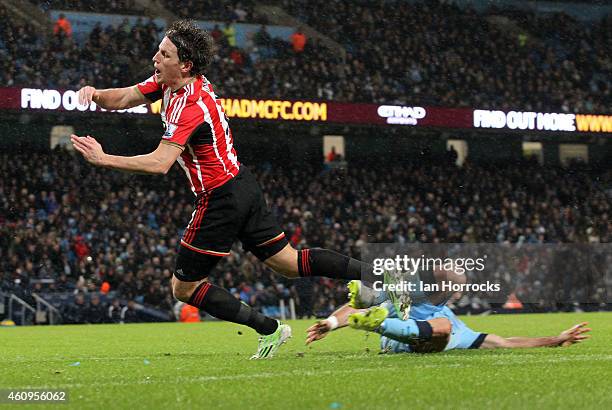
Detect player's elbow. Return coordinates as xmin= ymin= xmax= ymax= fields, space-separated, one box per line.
xmin=158 ymin=163 xmax=172 ymax=175
xmin=148 ymin=166 xmax=167 ymax=175
xmin=150 ymin=143 xmax=180 ymax=174
xmin=152 ymin=159 xmax=173 ymax=175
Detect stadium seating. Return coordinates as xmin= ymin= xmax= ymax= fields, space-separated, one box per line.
xmin=160 ymin=0 xmax=257 ymax=23
xmin=1 ymin=1 xmax=609 ymax=323
xmin=1 ymin=1 xmax=609 ymax=111
xmin=32 ymin=0 xmax=143 ymax=15
xmin=1 ymin=149 xmax=609 ymax=321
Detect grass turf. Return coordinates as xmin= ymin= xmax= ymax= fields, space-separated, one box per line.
xmin=1 ymin=312 xmax=611 ymax=409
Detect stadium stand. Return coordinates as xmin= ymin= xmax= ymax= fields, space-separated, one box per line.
xmin=32 ymin=0 xmax=143 ymax=15
xmin=282 ymin=0 xmax=610 ymax=112
xmin=0 ymin=0 xmax=609 ymax=324
xmin=160 ymin=0 xmax=257 ymax=23
xmin=0 ymin=4 xmax=161 ymax=89
xmin=1 ymin=1 xmax=609 ymax=111
xmin=1 ymin=148 xmax=609 ymax=322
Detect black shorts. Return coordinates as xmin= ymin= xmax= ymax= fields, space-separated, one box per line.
xmin=178 ymin=165 xmax=287 ymax=271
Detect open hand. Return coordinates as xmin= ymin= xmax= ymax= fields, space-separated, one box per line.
xmin=559 ymin=322 xmax=591 ymax=347
xmin=71 ymin=134 xmax=106 ymax=167
xmin=306 ymin=320 xmax=332 ymax=345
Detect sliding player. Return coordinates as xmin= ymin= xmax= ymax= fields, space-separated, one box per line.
xmin=306 ymin=281 xmax=591 ymax=352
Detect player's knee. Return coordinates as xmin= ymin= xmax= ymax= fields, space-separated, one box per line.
xmin=173 ymin=251 xmax=216 ymax=302
xmin=264 ymin=244 xmax=299 ymax=278
xmin=269 ymin=264 xmax=300 ymax=279
xmin=173 ymin=286 xmax=189 ymax=303
xmin=173 ymin=249 xmax=219 ymax=298
xmin=429 ymin=318 xmax=452 ymax=337
xmin=172 ymin=280 xmax=195 ymax=302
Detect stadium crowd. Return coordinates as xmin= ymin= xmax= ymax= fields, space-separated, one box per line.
xmin=1 ymin=148 xmax=609 ymax=323
xmin=1 ymin=1 xmax=610 ymax=113
xmin=0 ymin=4 xmax=161 ymax=90
xmin=33 ymin=0 xmax=143 ymax=15
xmin=164 ymin=0 xmax=257 ymax=23
xmin=284 ymin=0 xmax=610 ymax=113
xmin=1 ymin=0 xmax=610 ymax=323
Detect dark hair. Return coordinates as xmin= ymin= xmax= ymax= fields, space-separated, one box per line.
xmin=166 ymin=20 xmax=214 ymax=76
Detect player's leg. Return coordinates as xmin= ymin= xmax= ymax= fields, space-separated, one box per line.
xmin=380 ymin=336 xmax=412 ymax=354
xmin=379 ymin=316 xmax=451 ymax=348
xmin=236 ymin=165 xmax=372 ymax=280
xmin=172 ymin=248 xmax=279 ymax=336
xmin=174 ymin=181 xmax=287 ymax=343
xmin=436 ymin=306 xmax=486 ymax=350
xmin=263 ymin=244 xmax=372 ymax=280
xmin=348 ymin=305 xmax=451 ymax=349
xmin=172 ymin=252 xmax=291 ymax=359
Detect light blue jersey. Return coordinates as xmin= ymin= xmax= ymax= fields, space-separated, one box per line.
xmin=379 ymin=301 xmax=486 ymax=353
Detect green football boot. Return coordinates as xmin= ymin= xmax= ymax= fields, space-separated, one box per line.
xmin=348 ymin=280 xmax=386 ymax=308
xmin=250 ymin=321 xmax=292 ymax=359
xmin=348 ymin=306 xmax=389 ymax=332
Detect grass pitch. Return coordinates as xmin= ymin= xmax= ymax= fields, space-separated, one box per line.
xmin=1 ymin=312 xmax=611 ymax=409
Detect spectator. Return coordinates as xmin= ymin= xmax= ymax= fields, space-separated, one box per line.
xmin=100 ymin=281 xmax=111 ymax=295
xmin=61 ymin=293 xmax=86 ymax=324
xmin=179 ymin=303 xmax=201 ymax=322
xmin=73 ymin=236 xmax=90 ymax=262
xmin=85 ymin=294 xmax=108 ymax=324
xmin=223 ymin=21 xmax=237 ymax=48
xmin=55 ymin=274 xmax=73 ymax=292
xmin=121 ymin=300 xmax=139 ymax=323
xmin=53 ymin=13 xmax=72 ymax=39
xmin=254 ymin=25 xmax=272 ymax=47
xmin=291 ymin=27 xmax=307 ymax=53
xmin=326 ymin=147 xmax=339 ymax=163
xmin=143 ymin=280 xmax=165 ymax=307
xmin=229 ymin=47 xmax=245 ymax=66
xmin=211 ymin=24 xmax=223 ymax=43
xmin=233 ymin=2 xmax=248 ymax=22
xmin=108 ymin=298 xmax=123 ymax=323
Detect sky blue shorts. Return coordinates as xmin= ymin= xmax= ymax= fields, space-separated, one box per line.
xmin=380 ymin=303 xmax=486 ymax=353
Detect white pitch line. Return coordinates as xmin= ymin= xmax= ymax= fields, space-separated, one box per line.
xmin=10 ymin=355 xmax=612 ymax=390
xmin=5 ymin=353 xmax=611 ymax=363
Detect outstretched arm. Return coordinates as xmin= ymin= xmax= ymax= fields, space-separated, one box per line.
xmin=480 ymin=322 xmax=591 ymax=349
xmin=306 ymin=303 xmax=452 ymax=351
xmin=78 ymin=85 xmax=149 ymax=110
xmin=71 ymin=135 xmax=183 ymax=175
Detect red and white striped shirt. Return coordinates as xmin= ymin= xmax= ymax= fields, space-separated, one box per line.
xmin=137 ymin=74 xmax=240 ymax=195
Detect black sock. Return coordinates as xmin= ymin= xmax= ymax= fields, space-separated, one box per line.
xmin=188 ymin=282 xmax=278 ymax=335
xmin=298 ymin=248 xmax=371 ymax=280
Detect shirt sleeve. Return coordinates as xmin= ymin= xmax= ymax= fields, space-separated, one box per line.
xmin=136 ymin=74 xmax=163 ymax=102
xmin=161 ymin=101 xmax=203 ymax=147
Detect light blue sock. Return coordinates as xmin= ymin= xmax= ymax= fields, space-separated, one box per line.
xmin=379 ymin=318 xmax=421 ymax=343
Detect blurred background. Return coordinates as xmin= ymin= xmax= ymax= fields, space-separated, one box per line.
xmin=0 ymin=0 xmax=610 ymax=326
